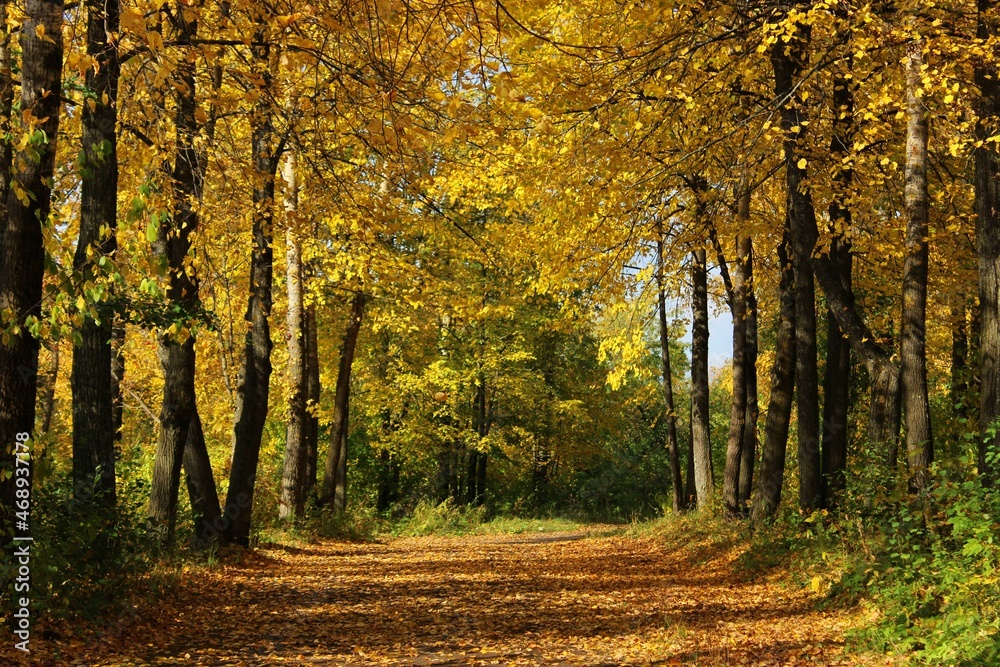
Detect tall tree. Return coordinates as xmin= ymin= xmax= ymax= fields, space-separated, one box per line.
xmin=975 ymin=0 xmax=1000 ymax=484
xmin=655 ymin=220 xmax=683 ymax=513
xmin=279 ymin=150 xmax=307 ymax=521
xmin=148 ymin=2 xmax=208 ymax=545
xmin=71 ymin=0 xmax=122 ymax=510
xmin=723 ymin=228 xmax=748 ymax=519
xmin=322 ymin=291 xmax=366 ymax=511
xmin=738 ymin=231 xmax=758 ymax=510
xmin=690 ymin=244 xmax=713 ymax=509
xmin=901 ymin=37 xmax=933 ymax=491
xmin=0 ymin=0 xmax=65 ymax=542
xmin=821 ymin=46 xmax=855 ymax=507
xmin=752 ymin=230 xmax=796 ymax=525
xmin=771 ymin=20 xmax=822 ymax=511
xmin=304 ymin=301 xmax=321 ymax=495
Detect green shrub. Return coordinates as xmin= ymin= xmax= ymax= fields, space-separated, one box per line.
xmin=394 ymin=498 xmax=486 ymax=536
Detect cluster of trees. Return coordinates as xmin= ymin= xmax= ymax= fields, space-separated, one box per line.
xmin=1 ymin=0 xmax=1000 ymax=585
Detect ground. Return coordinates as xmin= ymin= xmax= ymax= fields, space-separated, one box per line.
xmin=5 ymin=529 xmax=897 ymax=666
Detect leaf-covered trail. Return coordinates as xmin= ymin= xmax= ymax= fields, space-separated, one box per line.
xmin=43 ymin=531 xmax=892 ymax=665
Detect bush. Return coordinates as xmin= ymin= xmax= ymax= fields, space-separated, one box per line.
xmin=394 ymin=498 xmax=485 ymax=536
xmin=1 ymin=468 xmax=161 ymax=625
xmin=847 ymin=454 xmax=1000 ymax=666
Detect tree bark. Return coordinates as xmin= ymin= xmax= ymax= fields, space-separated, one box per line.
xmin=723 ymin=228 xmax=748 ymax=519
xmin=182 ymin=411 xmax=222 ymax=548
xmin=39 ymin=342 xmax=59 ymax=435
xmin=901 ymin=39 xmax=934 ymax=492
xmin=71 ymin=0 xmax=122 ymax=511
xmin=951 ymin=292 xmax=968 ymax=421
xmin=322 ymin=291 xmax=366 ymax=510
xmin=655 ymin=220 xmax=683 ymax=513
xmin=691 ymin=245 xmax=714 ymax=509
xmin=279 ymin=150 xmax=307 ymax=521
xmin=822 ymin=58 xmax=855 ymax=508
xmin=0 ymin=0 xmax=64 ymax=547
xmin=975 ymin=0 xmax=1000 ymax=483
xmin=148 ymin=3 xmax=203 ymax=545
xmin=224 ymin=16 xmax=278 ymax=545
xmin=738 ymin=233 xmax=758 ymax=510
xmin=770 ymin=26 xmax=822 ymax=511
xmin=304 ymin=302 xmax=320 ymax=495
xmin=751 ymin=231 xmax=796 ymax=526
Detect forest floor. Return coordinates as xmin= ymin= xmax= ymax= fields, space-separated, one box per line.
xmin=9 ymin=527 xmax=899 ymax=666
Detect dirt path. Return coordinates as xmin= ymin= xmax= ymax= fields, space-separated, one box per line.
xmin=15 ymin=531 xmax=893 ymax=666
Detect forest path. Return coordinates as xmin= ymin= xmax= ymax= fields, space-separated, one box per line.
xmin=55 ymin=530 xmax=891 ymax=666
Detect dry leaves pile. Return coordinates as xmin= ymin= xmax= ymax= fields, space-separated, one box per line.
xmin=4 ymin=531 xmax=898 ymax=666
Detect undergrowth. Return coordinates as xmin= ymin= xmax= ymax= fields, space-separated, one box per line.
xmin=643 ymin=448 xmax=1000 ymax=666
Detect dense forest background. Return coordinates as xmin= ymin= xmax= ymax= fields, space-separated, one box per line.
xmin=2 ymin=0 xmax=1000 ymax=664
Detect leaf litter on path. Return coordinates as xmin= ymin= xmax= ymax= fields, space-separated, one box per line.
xmin=4 ymin=531 xmax=898 ymax=666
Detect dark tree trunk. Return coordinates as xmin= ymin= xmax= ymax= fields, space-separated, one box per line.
xmin=951 ymin=293 xmax=969 ymax=421
xmin=0 ymin=0 xmax=64 ymax=549
xmin=279 ymin=151 xmax=307 ymax=521
xmin=655 ymin=220 xmax=683 ymax=513
xmin=183 ymin=411 xmax=222 ymax=548
xmin=39 ymin=342 xmax=59 ymax=435
xmin=304 ymin=302 xmax=320 ymax=495
xmin=224 ymin=21 xmax=278 ymax=545
xmin=71 ymin=0 xmax=122 ymax=511
xmin=684 ymin=432 xmax=696 ymax=508
xmin=376 ymin=447 xmax=401 ymax=512
xmin=751 ymin=231 xmax=796 ymax=526
xmin=822 ymin=60 xmax=855 ymax=508
xmin=148 ymin=4 xmax=202 ymax=545
xmin=901 ymin=40 xmax=934 ymax=492
xmin=723 ymin=229 xmax=749 ymax=519
xmin=476 ymin=449 xmax=488 ymax=507
xmin=322 ymin=291 xmax=366 ymax=510
xmin=738 ymin=234 xmax=758 ymax=510
xmin=771 ymin=27 xmax=822 ymax=511
xmin=975 ymin=0 xmax=1000 ymax=483
xmin=691 ymin=245 xmax=714 ymax=509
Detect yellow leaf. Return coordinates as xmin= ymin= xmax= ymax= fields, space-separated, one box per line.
xmin=797 ymin=158 xmax=807 ymax=169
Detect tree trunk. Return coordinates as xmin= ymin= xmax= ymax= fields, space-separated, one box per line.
xmin=0 ymin=0 xmax=64 ymax=550
xmin=183 ymin=411 xmax=222 ymax=548
xmin=822 ymin=59 xmax=855 ymax=508
xmin=304 ymin=301 xmax=320 ymax=495
xmin=322 ymin=291 xmax=366 ymax=510
xmin=951 ymin=293 xmax=968 ymax=421
xmin=71 ymin=0 xmax=121 ymax=511
xmin=655 ymin=220 xmax=683 ymax=513
xmin=279 ymin=151 xmax=307 ymax=521
xmin=751 ymin=231 xmax=796 ymax=526
xmin=148 ymin=4 xmax=202 ymax=545
xmin=691 ymin=245 xmax=714 ymax=509
xmin=39 ymin=342 xmax=59 ymax=435
xmin=376 ymin=447 xmax=401 ymax=512
xmin=723 ymin=229 xmax=748 ymax=519
xmin=901 ymin=39 xmax=934 ymax=492
xmin=771 ymin=27 xmax=822 ymax=512
xmin=738 ymin=234 xmax=758 ymax=510
xmin=224 ymin=18 xmax=278 ymax=545
xmin=684 ymin=432 xmax=696 ymax=508
xmin=975 ymin=0 xmax=1000 ymax=483
xmin=476 ymin=449 xmax=488 ymax=507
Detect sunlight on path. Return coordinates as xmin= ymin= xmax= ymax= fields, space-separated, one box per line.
xmin=40 ymin=532 xmax=895 ymax=666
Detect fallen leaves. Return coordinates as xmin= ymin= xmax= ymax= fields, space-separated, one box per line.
xmin=3 ymin=531 xmax=901 ymax=666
